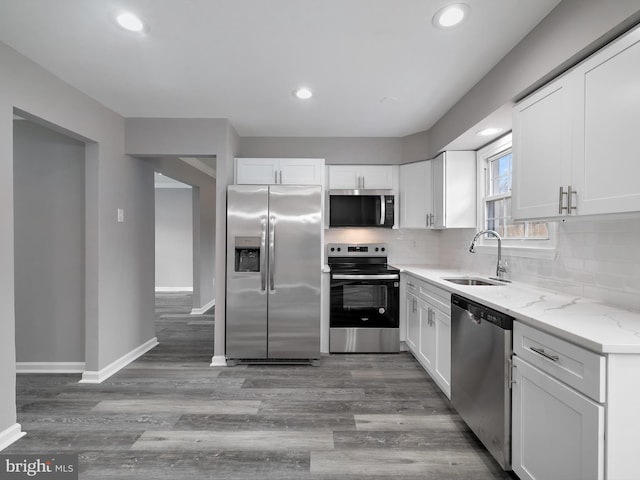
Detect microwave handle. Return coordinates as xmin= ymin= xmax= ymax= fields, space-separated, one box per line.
xmin=380 ymin=195 xmax=385 ymax=225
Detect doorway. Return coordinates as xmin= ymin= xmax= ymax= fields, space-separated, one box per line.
xmin=13 ymin=115 xmax=86 ymax=372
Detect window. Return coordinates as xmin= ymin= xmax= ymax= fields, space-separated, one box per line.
xmin=477 ymin=134 xmax=554 ymax=255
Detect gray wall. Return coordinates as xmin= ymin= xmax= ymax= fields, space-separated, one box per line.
xmin=0 ymin=40 xmax=156 ymax=437
xmin=125 ymin=119 xmax=225 ymax=311
xmin=155 ymin=187 xmax=193 ymax=290
xmin=13 ymin=120 xmax=85 ymax=364
xmin=239 ymin=137 xmax=402 ymax=165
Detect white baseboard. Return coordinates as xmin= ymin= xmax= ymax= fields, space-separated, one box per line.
xmin=210 ymin=355 xmax=227 ymax=367
xmin=79 ymin=337 xmax=158 ymax=384
xmin=191 ymin=298 xmax=215 ymax=315
xmin=0 ymin=424 xmax=26 ymax=451
xmin=16 ymin=362 xmax=85 ymax=374
xmin=155 ymin=287 xmax=193 ymax=292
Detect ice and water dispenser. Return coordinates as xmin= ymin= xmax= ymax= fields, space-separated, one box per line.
xmin=234 ymin=236 xmax=261 ymax=273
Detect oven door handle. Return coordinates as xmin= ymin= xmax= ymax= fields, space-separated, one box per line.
xmin=332 ymin=274 xmax=399 ymax=280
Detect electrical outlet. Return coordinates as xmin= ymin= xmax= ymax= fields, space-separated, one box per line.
xmin=117 ymin=208 xmax=124 ymax=223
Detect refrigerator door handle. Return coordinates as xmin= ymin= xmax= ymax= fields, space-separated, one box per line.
xmin=269 ymin=215 xmax=276 ymax=291
xmin=260 ymin=217 xmax=267 ymax=292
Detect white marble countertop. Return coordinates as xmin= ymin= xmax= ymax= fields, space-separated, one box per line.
xmin=394 ymin=264 xmax=640 ymax=355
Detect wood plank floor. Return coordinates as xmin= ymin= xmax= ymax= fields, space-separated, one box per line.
xmin=6 ymin=293 xmax=517 ymax=479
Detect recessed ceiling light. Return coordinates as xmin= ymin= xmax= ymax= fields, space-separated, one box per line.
xmin=116 ymin=12 xmax=146 ymax=33
xmin=477 ymin=127 xmax=504 ymax=137
xmin=293 ymin=88 xmax=313 ymax=100
xmin=432 ymin=4 xmax=470 ymax=29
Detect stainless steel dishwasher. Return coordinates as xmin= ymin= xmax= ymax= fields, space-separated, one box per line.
xmin=450 ymin=294 xmax=514 ymax=471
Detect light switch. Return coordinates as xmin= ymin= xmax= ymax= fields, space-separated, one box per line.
xmin=117 ymin=208 xmax=124 ymax=223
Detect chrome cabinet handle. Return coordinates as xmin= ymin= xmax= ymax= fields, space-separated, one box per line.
xmin=530 ymin=346 xmax=559 ymax=362
xmin=406 ymin=282 xmax=415 ymax=288
xmin=269 ymin=215 xmax=276 ymax=291
xmin=559 ymin=186 xmax=578 ymax=214
xmin=568 ymin=185 xmax=577 ymax=213
xmin=559 ymin=186 xmax=567 ymax=214
xmin=275 ymin=171 xmax=279 ymax=184
xmin=412 ymin=298 xmax=417 ymax=313
xmin=508 ymin=358 xmax=517 ymax=388
xmin=279 ymin=170 xmax=283 ymax=184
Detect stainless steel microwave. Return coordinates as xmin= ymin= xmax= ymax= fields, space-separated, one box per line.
xmin=329 ymin=190 xmax=394 ymax=228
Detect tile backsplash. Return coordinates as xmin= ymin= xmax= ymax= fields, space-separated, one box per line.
xmin=324 ymin=228 xmax=440 ymax=265
xmin=439 ymin=214 xmax=640 ymax=313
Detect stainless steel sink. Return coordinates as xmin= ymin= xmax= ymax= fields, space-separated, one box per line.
xmin=443 ymin=277 xmax=503 ymax=286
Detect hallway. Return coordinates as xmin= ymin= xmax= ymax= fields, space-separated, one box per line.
xmin=6 ymin=294 xmax=512 ymax=479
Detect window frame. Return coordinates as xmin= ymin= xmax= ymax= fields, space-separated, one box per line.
xmin=475 ymin=133 xmax=556 ymax=259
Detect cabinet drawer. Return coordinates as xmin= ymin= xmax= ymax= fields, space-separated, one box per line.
xmin=405 ymin=275 xmax=450 ymax=314
xmin=419 ymin=283 xmax=450 ymax=314
xmin=514 ymin=322 xmax=606 ymax=403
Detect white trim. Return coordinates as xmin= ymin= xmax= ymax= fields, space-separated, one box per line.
xmin=155 ymin=286 xmax=194 ymax=292
xmin=191 ymin=298 xmax=215 ymax=315
xmin=210 ymin=355 xmax=227 ymax=367
xmin=79 ymin=337 xmax=158 ymax=384
xmin=16 ymin=362 xmax=85 ymax=374
xmin=0 ymin=424 xmax=26 ymax=451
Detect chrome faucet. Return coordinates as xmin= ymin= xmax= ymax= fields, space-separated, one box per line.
xmin=469 ymin=229 xmax=509 ymax=282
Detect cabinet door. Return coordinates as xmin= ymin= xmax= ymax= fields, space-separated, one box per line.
xmin=236 ymin=158 xmax=280 ymax=185
xmin=405 ymin=293 xmax=419 ymax=353
xmin=433 ymin=308 xmax=451 ymax=398
xmin=512 ymin=356 xmax=604 ymax=480
xmin=279 ymin=158 xmax=324 ymax=185
xmin=573 ymin=29 xmax=640 ymax=216
xmin=430 ymin=154 xmax=445 ymax=228
xmin=360 ymin=165 xmax=393 ymax=189
xmin=400 ymin=161 xmax=431 ymax=228
xmin=328 ymin=165 xmax=359 ymax=189
xmin=512 ymin=78 xmax=573 ymax=220
xmin=418 ymin=303 xmax=435 ymax=372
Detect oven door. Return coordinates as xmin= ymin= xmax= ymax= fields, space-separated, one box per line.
xmin=330 ymin=274 xmax=399 ymax=328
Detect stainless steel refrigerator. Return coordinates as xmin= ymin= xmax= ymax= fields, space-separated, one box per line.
xmin=226 ymin=184 xmax=322 ymax=365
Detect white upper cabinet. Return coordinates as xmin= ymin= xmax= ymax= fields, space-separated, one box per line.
xmin=399 ymin=152 xmax=475 ymax=230
xmin=235 ymin=158 xmax=324 ymax=185
xmin=328 ymin=165 xmax=393 ymax=190
xmin=430 ymin=151 xmax=477 ymax=229
xmin=513 ymin=24 xmax=640 ymax=220
xmin=399 ymin=161 xmax=432 ymax=228
xmin=574 ymin=27 xmax=640 ymax=216
xmin=513 ymin=79 xmax=573 ymax=220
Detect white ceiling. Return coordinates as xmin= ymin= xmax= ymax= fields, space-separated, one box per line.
xmin=0 ymin=0 xmax=560 ymax=137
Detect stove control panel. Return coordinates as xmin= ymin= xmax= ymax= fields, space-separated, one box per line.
xmin=327 ymin=243 xmax=388 ymax=257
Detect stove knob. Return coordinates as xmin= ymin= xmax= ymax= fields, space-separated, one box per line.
xmin=337 ymin=247 xmax=341 ymax=252
xmin=375 ymin=247 xmax=379 ymax=252
xmin=330 ymin=247 xmax=335 ymax=252
xmin=381 ymin=247 xmax=386 ymax=252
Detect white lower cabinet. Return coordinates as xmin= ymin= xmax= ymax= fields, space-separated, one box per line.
xmin=402 ymin=274 xmax=451 ymax=398
xmin=512 ymin=321 xmax=605 ymax=480
xmin=405 ymin=289 xmax=419 ymax=353
xmin=512 ymin=356 xmax=604 ymax=480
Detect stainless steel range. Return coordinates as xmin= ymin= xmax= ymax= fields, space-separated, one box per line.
xmin=328 ymin=243 xmax=400 ymax=353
